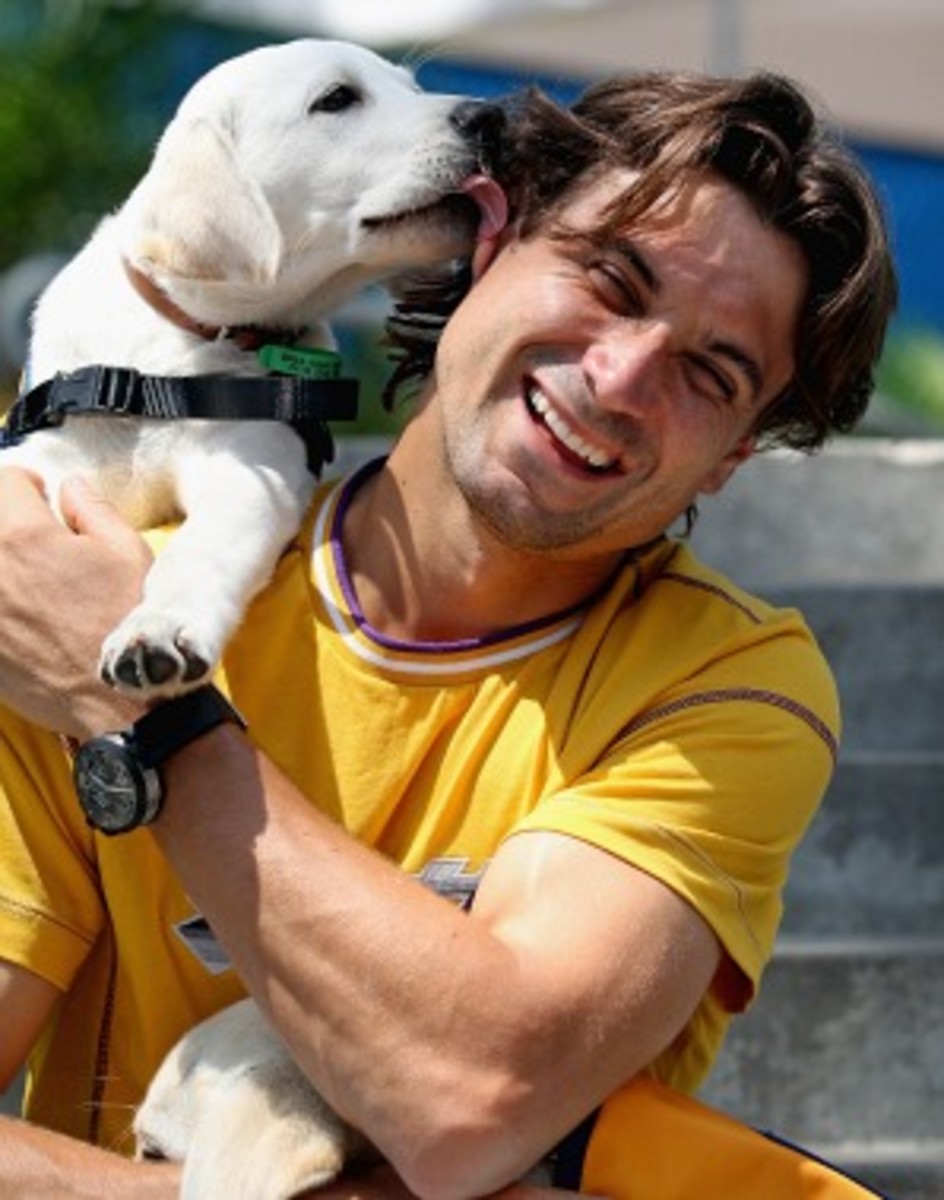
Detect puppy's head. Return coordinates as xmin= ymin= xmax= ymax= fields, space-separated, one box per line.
xmin=124 ymin=39 xmax=508 ymax=326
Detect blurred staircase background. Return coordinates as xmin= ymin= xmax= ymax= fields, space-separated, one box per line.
xmin=695 ymin=438 xmax=944 ymax=1199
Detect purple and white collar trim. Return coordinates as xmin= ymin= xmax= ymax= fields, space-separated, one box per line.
xmin=311 ymin=458 xmax=589 ymax=675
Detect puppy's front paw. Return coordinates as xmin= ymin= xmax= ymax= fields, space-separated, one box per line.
xmin=100 ymin=609 xmax=219 ymax=697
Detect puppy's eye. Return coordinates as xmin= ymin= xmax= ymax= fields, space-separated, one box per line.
xmin=308 ymin=84 xmax=363 ymax=115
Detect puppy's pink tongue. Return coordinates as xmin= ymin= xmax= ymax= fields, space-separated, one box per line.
xmin=462 ymin=174 xmax=509 ymax=241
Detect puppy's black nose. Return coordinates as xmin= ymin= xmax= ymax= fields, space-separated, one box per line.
xmin=450 ymin=100 xmax=506 ymax=162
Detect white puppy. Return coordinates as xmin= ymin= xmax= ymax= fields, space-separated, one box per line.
xmin=3 ymin=38 xmax=505 ymax=696
xmin=133 ymin=998 xmax=365 ymax=1199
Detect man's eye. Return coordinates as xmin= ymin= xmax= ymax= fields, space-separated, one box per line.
xmin=687 ymin=357 xmax=737 ymax=404
xmin=588 ymin=264 xmax=643 ymax=315
xmin=308 ymin=84 xmax=363 ymax=115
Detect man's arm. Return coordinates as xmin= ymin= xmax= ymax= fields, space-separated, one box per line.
xmin=154 ymin=728 xmax=720 ymax=1200
xmin=0 ymin=962 xmax=182 ymax=1198
xmin=0 ymin=962 xmax=59 ymax=1094
xmin=0 ymin=1119 xmax=582 ymax=1200
xmin=0 ymin=1115 xmax=182 ymax=1200
xmin=0 ymin=966 xmax=584 ymax=1200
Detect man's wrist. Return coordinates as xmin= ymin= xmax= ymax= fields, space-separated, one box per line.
xmin=132 ymin=686 xmax=246 ymax=769
xmin=71 ymin=685 xmax=246 ymax=835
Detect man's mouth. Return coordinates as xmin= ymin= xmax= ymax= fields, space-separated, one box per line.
xmin=525 ymin=384 xmax=619 ymax=475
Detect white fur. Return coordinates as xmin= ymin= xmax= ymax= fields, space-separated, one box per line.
xmin=134 ymin=998 xmax=364 ymax=1199
xmin=136 ymin=998 xmax=553 ymax=1198
xmin=6 ymin=39 xmax=486 ymax=696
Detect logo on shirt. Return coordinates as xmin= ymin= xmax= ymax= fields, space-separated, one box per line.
xmin=174 ymin=914 xmax=232 ymax=975
xmin=415 ymin=857 xmax=488 ymax=909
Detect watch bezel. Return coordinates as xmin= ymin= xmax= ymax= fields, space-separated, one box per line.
xmin=73 ymin=733 xmax=162 ymax=835
xmin=71 ymin=685 xmax=245 ymax=836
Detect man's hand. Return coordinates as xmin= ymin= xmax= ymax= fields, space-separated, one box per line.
xmin=0 ymin=469 xmax=151 ymax=738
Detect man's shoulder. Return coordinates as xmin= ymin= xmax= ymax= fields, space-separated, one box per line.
xmin=645 ymin=539 xmax=791 ymax=626
xmin=584 ymin=538 xmax=838 ymax=715
xmin=605 ymin=537 xmax=808 ymax=636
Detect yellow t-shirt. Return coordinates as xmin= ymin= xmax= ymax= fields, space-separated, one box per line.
xmin=0 ymin=461 xmax=839 ymax=1151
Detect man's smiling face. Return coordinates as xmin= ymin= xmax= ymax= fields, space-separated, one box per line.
xmin=429 ymin=170 xmax=808 ymax=560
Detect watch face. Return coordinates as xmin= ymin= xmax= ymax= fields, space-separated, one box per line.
xmin=73 ymin=737 xmax=159 ymax=834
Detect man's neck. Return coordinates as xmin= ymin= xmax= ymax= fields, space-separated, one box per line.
xmin=339 ymin=450 xmax=623 ymax=646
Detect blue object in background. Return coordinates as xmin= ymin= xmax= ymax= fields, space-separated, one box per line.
xmin=418 ymin=57 xmax=944 ymax=338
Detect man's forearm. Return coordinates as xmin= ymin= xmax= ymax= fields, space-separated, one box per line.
xmin=0 ymin=1115 xmax=180 ymax=1199
xmin=151 ymin=724 xmax=718 ymax=1200
xmin=154 ymin=726 xmax=535 ymax=1198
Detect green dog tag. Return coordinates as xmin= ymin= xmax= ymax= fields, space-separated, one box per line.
xmin=258 ymin=345 xmax=343 ymax=379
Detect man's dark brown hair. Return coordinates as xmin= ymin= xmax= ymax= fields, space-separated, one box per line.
xmin=386 ymin=70 xmax=897 ymax=453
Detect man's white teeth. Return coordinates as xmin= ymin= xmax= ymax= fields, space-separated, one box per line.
xmin=528 ymin=387 xmax=615 ymax=470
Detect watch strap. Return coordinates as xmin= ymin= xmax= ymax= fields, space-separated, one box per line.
xmin=131 ymin=684 xmax=246 ymax=769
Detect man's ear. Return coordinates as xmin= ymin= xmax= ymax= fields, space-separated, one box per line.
xmin=698 ymin=435 xmax=756 ymax=496
xmin=470 ymin=222 xmax=517 ymax=280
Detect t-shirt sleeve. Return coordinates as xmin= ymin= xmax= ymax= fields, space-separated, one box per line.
xmin=512 ymin=638 xmax=838 ymax=1010
xmin=0 ymin=706 xmax=104 ymax=990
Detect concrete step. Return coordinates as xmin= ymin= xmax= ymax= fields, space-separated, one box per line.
xmin=782 ymin=751 xmax=944 ymax=937
xmin=767 ymin=584 xmax=944 ymax=753
xmin=694 ymin=439 xmax=944 ymax=588
xmin=700 ymin=939 xmax=944 ymax=1146
xmin=814 ymin=1142 xmax=944 ymax=1200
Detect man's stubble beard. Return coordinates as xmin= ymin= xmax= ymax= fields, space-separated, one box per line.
xmin=440 ymin=418 xmax=616 ymax=556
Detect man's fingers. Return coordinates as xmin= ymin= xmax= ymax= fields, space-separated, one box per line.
xmin=58 ymin=476 xmax=147 ymax=557
xmin=0 ymin=466 xmax=51 ymax=515
xmin=0 ymin=469 xmax=138 ymax=553
xmin=58 ymin=475 xmax=110 ymax=533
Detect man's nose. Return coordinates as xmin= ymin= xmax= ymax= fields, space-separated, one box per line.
xmin=582 ymin=323 xmax=672 ymax=414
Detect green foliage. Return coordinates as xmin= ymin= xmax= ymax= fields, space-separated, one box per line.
xmin=0 ymin=0 xmax=185 ymax=268
xmin=877 ymin=327 xmax=944 ymax=430
xmin=335 ymin=311 xmax=411 ymax=439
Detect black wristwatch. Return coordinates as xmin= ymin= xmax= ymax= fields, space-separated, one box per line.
xmin=72 ymin=685 xmax=246 ymax=836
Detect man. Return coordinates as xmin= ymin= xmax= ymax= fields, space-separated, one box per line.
xmin=0 ymin=70 xmax=895 ymax=1196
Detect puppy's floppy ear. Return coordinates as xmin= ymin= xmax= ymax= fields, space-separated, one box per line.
xmin=125 ymin=115 xmax=283 ymax=287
